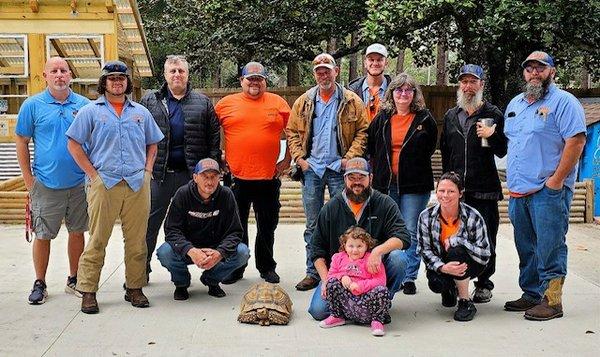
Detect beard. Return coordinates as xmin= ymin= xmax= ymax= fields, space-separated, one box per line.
xmin=457 ymin=88 xmax=483 ymax=113
xmin=523 ymin=75 xmax=552 ymax=101
xmin=345 ymin=185 xmax=372 ymax=203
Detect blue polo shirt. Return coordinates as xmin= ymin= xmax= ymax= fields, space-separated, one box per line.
xmin=66 ymin=96 xmax=164 ymax=192
xmin=504 ymin=84 xmax=586 ymax=193
xmin=15 ymin=89 xmax=90 ymax=189
xmin=360 ymin=76 xmax=388 ymax=105
xmin=307 ymin=88 xmax=342 ymax=178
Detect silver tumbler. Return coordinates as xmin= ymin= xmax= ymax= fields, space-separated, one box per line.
xmin=479 ymin=118 xmax=495 ymax=147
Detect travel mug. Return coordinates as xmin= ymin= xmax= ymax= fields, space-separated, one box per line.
xmin=479 ymin=118 xmax=495 ymax=147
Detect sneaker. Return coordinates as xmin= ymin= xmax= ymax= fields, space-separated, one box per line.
xmin=441 ymin=287 xmax=457 ymax=307
xmin=295 ymin=275 xmax=319 ymax=291
xmin=174 ymin=287 xmax=189 ymax=301
xmin=65 ymin=276 xmax=83 ymax=298
xmin=454 ymin=299 xmax=477 ymax=321
xmin=28 ymin=279 xmax=48 ymax=305
xmin=504 ymin=297 xmax=537 ymax=311
xmin=124 ymin=288 xmax=150 ymax=308
xmin=81 ymin=292 xmax=99 ymax=314
xmin=402 ymin=281 xmax=417 ymax=295
xmin=318 ymin=315 xmax=346 ymax=329
xmin=472 ymin=287 xmax=492 ymax=303
xmin=260 ymin=270 xmax=280 ymax=284
xmin=371 ymin=321 xmax=385 ymax=336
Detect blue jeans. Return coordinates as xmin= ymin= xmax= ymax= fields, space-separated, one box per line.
xmin=508 ymin=185 xmax=573 ymax=303
xmin=156 ymin=242 xmax=250 ymax=287
xmin=302 ymin=168 xmax=344 ymax=278
xmin=388 ymin=185 xmax=430 ymax=284
xmin=308 ymin=250 xmax=407 ymax=320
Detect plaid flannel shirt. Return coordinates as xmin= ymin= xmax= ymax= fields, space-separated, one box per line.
xmin=416 ymin=202 xmax=491 ymax=272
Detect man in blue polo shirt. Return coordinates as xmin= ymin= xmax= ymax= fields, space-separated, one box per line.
xmin=503 ymin=51 xmax=586 ymax=321
xmin=15 ymin=56 xmax=90 ymax=305
xmin=66 ymin=61 xmax=164 ymax=314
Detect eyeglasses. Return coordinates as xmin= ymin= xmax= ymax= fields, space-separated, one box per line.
xmin=394 ymin=87 xmax=415 ymax=95
xmin=312 ymin=54 xmax=336 ymax=66
xmin=524 ymin=65 xmax=548 ymax=74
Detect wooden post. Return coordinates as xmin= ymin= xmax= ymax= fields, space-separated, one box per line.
xmin=103 ymin=33 xmax=117 ymax=60
xmin=585 ymin=179 xmax=594 ymax=223
xmin=27 ymin=34 xmax=46 ymax=95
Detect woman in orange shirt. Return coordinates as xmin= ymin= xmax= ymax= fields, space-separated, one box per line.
xmin=367 ymin=73 xmax=438 ymax=295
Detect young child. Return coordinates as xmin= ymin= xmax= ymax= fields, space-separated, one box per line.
xmin=318 ymin=226 xmax=391 ymax=336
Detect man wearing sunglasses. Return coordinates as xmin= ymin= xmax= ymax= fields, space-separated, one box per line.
xmin=287 ymin=53 xmax=369 ymax=291
xmin=348 ymin=43 xmax=392 ymax=121
xmin=66 ymin=61 xmax=164 ymax=314
xmin=140 ymin=55 xmax=221 ymax=282
xmin=503 ymin=51 xmax=586 ymax=321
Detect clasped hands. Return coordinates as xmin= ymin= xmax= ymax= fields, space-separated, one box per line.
xmin=187 ymin=247 xmax=222 ymax=270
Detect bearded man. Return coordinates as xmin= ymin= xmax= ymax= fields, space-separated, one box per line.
xmin=440 ymin=64 xmax=507 ymax=304
xmin=305 ymin=157 xmax=410 ymax=321
xmin=503 ymin=51 xmax=586 ymax=321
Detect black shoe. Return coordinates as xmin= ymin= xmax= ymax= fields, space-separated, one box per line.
xmin=260 ymin=270 xmax=280 ymax=284
xmin=441 ymin=287 xmax=457 ymax=307
xmin=402 ymin=281 xmax=417 ymax=295
xmin=504 ymin=297 xmax=537 ymax=311
xmin=221 ymin=272 xmax=244 ymax=285
xmin=207 ymin=285 xmax=226 ymax=298
xmin=454 ymin=299 xmax=477 ymax=321
xmin=174 ymin=287 xmax=189 ymax=301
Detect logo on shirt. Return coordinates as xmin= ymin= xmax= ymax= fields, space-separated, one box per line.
xmin=188 ymin=210 xmax=220 ymax=219
xmin=345 ymin=263 xmax=361 ymax=276
xmin=132 ymin=115 xmax=144 ymax=123
xmin=72 ymin=110 xmax=78 ymax=117
xmin=536 ymin=106 xmax=550 ymax=122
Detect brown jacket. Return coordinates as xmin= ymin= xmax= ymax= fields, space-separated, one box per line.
xmin=286 ymin=83 xmax=368 ymax=162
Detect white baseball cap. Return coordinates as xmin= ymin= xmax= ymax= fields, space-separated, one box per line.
xmin=365 ymin=43 xmax=388 ymax=57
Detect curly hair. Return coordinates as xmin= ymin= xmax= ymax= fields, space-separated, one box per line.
xmin=338 ymin=226 xmax=376 ymax=252
xmin=97 ymin=75 xmax=133 ymax=95
xmin=380 ymin=72 xmax=426 ymax=113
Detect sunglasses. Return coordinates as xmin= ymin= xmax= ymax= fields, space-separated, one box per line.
xmin=394 ymin=87 xmax=415 ymax=95
xmin=524 ymin=65 xmax=548 ymax=73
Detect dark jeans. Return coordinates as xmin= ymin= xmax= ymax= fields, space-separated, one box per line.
xmin=230 ymin=178 xmax=281 ymax=275
xmin=464 ymin=196 xmax=499 ymax=290
xmin=146 ymin=170 xmax=190 ymax=273
xmin=426 ymin=245 xmax=486 ymax=294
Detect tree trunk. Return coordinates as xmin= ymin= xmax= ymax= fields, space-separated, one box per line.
xmin=436 ymin=41 xmax=447 ymax=85
xmin=212 ymin=63 xmax=221 ymax=88
xmin=287 ymin=62 xmax=300 ymax=86
xmin=327 ymin=38 xmax=337 ymax=53
xmin=396 ymin=49 xmax=405 ymax=74
xmin=581 ymin=67 xmax=590 ymax=89
xmin=348 ymin=32 xmax=359 ymax=82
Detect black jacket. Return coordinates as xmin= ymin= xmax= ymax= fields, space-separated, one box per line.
xmin=310 ymin=189 xmax=410 ymax=267
xmin=348 ymin=74 xmax=393 ymax=100
xmin=440 ymin=102 xmax=507 ymax=200
xmin=164 ymin=182 xmax=243 ymax=259
xmin=367 ymin=108 xmax=438 ymax=194
xmin=140 ymin=83 xmax=221 ymax=182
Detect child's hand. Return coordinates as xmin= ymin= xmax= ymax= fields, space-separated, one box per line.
xmin=349 ymin=282 xmax=360 ymax=295
xmin=341 ymin=276 xmax=352 ymax=289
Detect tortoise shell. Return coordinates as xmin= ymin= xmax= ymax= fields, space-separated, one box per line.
xmin=238 ymin=282 xmax=293 ymax=326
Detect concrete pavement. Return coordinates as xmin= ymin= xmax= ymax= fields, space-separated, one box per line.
xmin=0 ymin=223 xmax=598 ymax=356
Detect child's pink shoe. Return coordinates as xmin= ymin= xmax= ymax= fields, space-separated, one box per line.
xmin=371 ymin=321 xmax=385 ymax=336
xmin=318 ymin=315 xmax=346 ymax=328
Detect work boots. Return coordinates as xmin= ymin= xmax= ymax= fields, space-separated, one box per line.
xmin=525 ymin=277 xmax=564 ymax=321
xmin=124 ymin=288 xmax=150 ymax=308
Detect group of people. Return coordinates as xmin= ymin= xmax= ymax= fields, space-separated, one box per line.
xmin=16 ymin=45 xmax=585 ymax=336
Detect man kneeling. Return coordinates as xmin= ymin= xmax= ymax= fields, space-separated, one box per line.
xmin=157 ymin=158 xmax=249 ymax=300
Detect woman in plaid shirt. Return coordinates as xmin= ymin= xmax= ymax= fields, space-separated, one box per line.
xmin=416 ymin=172 xmax=491 ymax=321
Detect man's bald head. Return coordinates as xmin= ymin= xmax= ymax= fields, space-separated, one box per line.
xmin=43 ymin=56 xmax=72 ymax=92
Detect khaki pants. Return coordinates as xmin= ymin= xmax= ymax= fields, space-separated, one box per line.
xmin=77 ymin=174 xmax=151 ymax=292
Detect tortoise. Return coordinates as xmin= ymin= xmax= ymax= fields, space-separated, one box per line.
xmin=238 ymin=282 xmax=293 ymax=326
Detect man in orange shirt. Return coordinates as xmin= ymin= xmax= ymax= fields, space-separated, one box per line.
xmin=214 ymin=62 xmax=291 ymax=284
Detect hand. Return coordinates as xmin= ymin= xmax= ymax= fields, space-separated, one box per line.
xmin=545 ymin=176 xmax=564 ymax=191
xmin=340 ymin=276 xmax=352 ymax=289
xmin=320 ymin=281 xmax=327 ymax=299
xmin=367 ymin=249 xmax=383 ymax=274
xmin=443 ymin=238 xmax=451 ymax=251
xmin=476 ymin=122 xmax=496 ymax=139
xmin=341 ymin=158 xmax=348 ymax=170
xmin=297 ymin=158 xmax=310 ymax=172
xmin=441 ymin=261 xmax=468 ymax=277
xmin=199 ymin=248 xmax=222 ymax=270
xmin=23 ymin=175 xmax=35 ymax=191
xmin=221 ymin=153 xmax=230 ymax=175
xmin=349 ymin=282 xmax=360 ymax=295
xmin=275 ymin=160 xmax=291 ymax=178
xmin=187 ymin=248 xmax=208 ymax=267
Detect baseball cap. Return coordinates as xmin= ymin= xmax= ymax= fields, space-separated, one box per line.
xmin=365 ymin=43 xmax=388 ymax=57
xmin=458 ymin=64 xmax=484 ymax=80
xmin=344 ymin=157 xmax=370 ymax=176
xmin=521 ymin=51 xmax=555 ymax=68
xmin=193 ymin=158 xmax=220 ymax=174
xmin=101 ymin=60 xmax=129 ymax=77
xmin=241 ymin=62 xmax=267 ymax=79
xmin=312 ymin=53 xmax=337 ymax=71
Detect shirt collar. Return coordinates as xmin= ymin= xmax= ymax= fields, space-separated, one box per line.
xmin=361 ymin=76 xmax=388 ymax=93
xmin=316 ymin=86 xmax=339 ymax=104
xmin=41 ymin=88 xmax=76 ymax=104
xmin=95 ymin=95 xmax=135 ymax=107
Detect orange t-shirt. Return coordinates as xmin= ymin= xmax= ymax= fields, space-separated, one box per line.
xmin=390 ymin=113 xmax=415 ymax=176
xmin=439 ymin=215 xmax=460 ymax=251
xmin=367 ymin=87 xmax=381 ymax=121
xmin=320 ymin=91 xmax=333 ymax=103
xmin=215 ymin=92 xmax=291 ymax=180
xmin=109 ymin=100 xmax=124 ymax=117
xmin=348 ymin=200 xmax=365 ymax=219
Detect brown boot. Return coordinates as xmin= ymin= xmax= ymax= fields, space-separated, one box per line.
xmin=295 ymin=275 xmax=319 ymax=291
xmin=124 ymin=288 xmax=150 ymax=308
xmin=81 ymin=292 xmax=99 ymax=314
xmin=524 ymin=277 xmax=564 ymax=321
